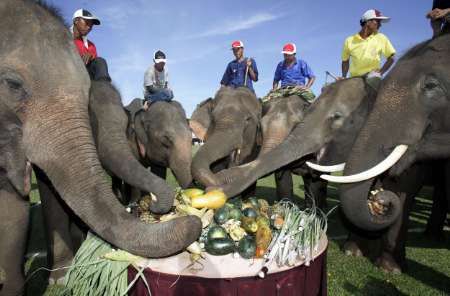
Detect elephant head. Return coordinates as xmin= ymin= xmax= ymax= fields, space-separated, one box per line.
xmin=0 ymin=0 xmax=201 ymax=258
xmin=89 ymin=82 xmax=176 ymax=213
xmin=329 ymin=34 xmax=450 ymax=231
xmin=128 ymin=100 xmax=193 ymax=188
xmin=259 ymin=95 xmax=309 ymax=155
xmin=216 ymin=78 xmax=377 ymax=197
xmin=191 ymin=87 xmax=261 ymax=188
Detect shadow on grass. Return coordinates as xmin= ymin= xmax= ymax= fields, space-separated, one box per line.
xmin=343 ymin=276 xmax=408 ymax=296
xmin=404 ymin=259 xmax=450 ymax=295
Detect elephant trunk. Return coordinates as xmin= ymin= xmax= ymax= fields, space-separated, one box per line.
xmin=192 ymin=129 xmax=240 ymax=187
xmin=169 ymin=137 xmax=193 ymax=188
xmin=24 ymin=96 xmax=201 ymax=257
xmin=90 ymin=81 xmax=174 ymax=213
xmin=338 ymin=126 xmax=401 ymax=231
xmin=221 ymin=123 xmax=322 ymax=197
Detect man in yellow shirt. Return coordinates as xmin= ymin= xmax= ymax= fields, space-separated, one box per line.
xmin=341 ymin=9 xmax=396 ymax=79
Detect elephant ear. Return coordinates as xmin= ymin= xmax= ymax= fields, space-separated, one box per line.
xmin=190 ymin=97 xmax=214 ymax=141
xmin=124 ymin=99 xmax=148 ymax=158
xmin=124 ymin=98 xmax=145 ymax=124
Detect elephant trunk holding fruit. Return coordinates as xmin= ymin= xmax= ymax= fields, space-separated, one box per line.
xmin=0 ymin=0 xmax=201 ymax=269
xmin=333 ymin=34 xmax=450 ymax=231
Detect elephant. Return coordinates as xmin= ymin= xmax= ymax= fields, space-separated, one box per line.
xmin=0 ymin=1 xmax=201 ymax=291
xmin=259 ymin=95 xmax=329 ymax=207
xmin=320 ymin=34 xmax=450 ymax=272
xmin=120 ymin=99 xmax=193 ymax=204
xmin=38 ymin=81 xmax=189 ymax=283
xmin=190 ymin=86 xmax=262 ymax=189
xmin=0 ymin=102 xmax=32 ymax=295
xmin=215 ymin=77 xmax=378 ymax=198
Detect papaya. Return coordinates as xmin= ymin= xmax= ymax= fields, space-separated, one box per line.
xmin=183 ymin=188 xmax=204 ymax=199
xmin=191 ymin=190 xmax=227 ymax=209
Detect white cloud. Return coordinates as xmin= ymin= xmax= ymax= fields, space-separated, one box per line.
xmin=97 ymin=1 xmax=162 ymax=30
xmin=179 ymin=12 xmax=281 ymax=40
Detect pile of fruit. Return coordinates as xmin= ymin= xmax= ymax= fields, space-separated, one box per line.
xmin=136 ymin=188 xmax=322 ymax=263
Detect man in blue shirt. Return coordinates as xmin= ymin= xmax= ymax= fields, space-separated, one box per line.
xmin=221 ymin=40 xmax=258 ymax=92
xmin=273 ymin=43 xmax=315 ymax=90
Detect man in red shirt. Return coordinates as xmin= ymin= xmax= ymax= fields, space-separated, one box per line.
xmin=72 ymin=9 xmax=111 ymax=81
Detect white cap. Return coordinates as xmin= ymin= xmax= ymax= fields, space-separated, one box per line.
xmin=361 ymin=9 xmax=390 ymax=23
xmin=73 ymin=9 xmax=100 ymax=25
xmin=153 ymin=50 xmax=167 ymax=64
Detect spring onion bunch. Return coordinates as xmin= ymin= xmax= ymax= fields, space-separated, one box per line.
xmin=63 ymin=232 xmax=150 ymax=296
xmin=258 ymin=199 xmax=328 ymax=278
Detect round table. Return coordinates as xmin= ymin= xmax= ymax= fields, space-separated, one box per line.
xmin=128 ymin=235 xmax=328 ymax=296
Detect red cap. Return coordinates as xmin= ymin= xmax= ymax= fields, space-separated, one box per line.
xmin=282 ymin=43 xmax=296 ymax=55
xmin=231 ymin=40 xmax=244 ymax=49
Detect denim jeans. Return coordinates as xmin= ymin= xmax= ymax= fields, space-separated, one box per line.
xmin=86 ymin=57 xmax=111 ymax=82
xmin=145 ymin=88 xmax=174 ymax=102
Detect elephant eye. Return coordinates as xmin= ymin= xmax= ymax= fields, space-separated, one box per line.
xmin=332 ymin=111 xmax=343 ymax=120
xmin=5 ymin=78 xmax=23 ymax=90
xmin=422 ymin=76 xmax=442 ymax=92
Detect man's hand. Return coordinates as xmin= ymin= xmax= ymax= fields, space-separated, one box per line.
xmin=427 ymin=8 xmax=450 ymax=20
xmin=81 ymin=53 xmax=93 ymax=65
xmin=246 ymin=58 xmax=253 ymax=68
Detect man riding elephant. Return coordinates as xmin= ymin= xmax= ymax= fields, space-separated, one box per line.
xmin=0 ymin=1 xmax=201 ymax=292
xmin=72 ymin=9 xmax=111 ymax=82
xmin=340 ymin=9 xmax=396 ymax=90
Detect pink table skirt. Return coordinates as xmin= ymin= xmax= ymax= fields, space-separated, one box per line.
xmin=128 ymin=239 xmax=327 ymax=296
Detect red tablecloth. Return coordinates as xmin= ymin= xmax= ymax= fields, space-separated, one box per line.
xmin=128 ymin=236 xmax=327 ymax=296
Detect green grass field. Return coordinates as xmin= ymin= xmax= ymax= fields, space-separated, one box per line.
xmin=24 ymin=170 xmax=449 ymax=296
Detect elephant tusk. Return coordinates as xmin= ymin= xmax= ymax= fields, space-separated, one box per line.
xmin=306 ymin=161 xmax=345 ymax=173
xmin=321 ymin=145 xmax=408 ymax=183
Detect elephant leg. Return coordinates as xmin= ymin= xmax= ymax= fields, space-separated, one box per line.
xmin=377 ymin=165 xmax=424 ymax=273
xmin=375 ymin=191 xmax=409 ymax=274
xmin=275 ymin=170 xmax=293 ymax=201
xmin=303 ymin=173 xmax=328 ymax=210
xmin=35 ymin=167 xmax=76 ymax=284
xmin=0 ymin=189 xmax=29 ymax=296
xmin=150 ymin=165 xmax=167 ymax=180
xmin=425 ymin=164 xmax=447 ymax=240
xmin=425 ymin=181 xmax=447 ymax=240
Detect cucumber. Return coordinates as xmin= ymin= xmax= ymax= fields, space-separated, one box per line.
xmin=228 ymin=207 xmax=243 ymax=221
xmin=238 ymin=236 xmax=256 ymax=259
xmin=205 ymin=238 xmax=236 ymax=256
xmin=227 ymin=197 xmax=242 ymax=209
xmin=242 ymin=207 xmax=258 ymax=218
xmin=207 ymin=225 xmax=228 ymax=240
xmin=247 ymin=197 xmax=260 ymax=209
xmin=214 ymin=207 xmax=230 ymax=224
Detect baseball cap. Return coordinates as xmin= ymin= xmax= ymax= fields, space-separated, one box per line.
xmin=361 ymin=9 xmax=390 ymax=23
xmin=153 ymin=50 xmax=167 ymax=64
xmin=231 ymin=40 xmax=244 ymax=49
xmin=281 ymin=43 xmax=296 ymax=55
xmin=73 ymin=9 xmax=100 ymax=25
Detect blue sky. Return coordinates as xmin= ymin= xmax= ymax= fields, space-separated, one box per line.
xmin=54 ymin=0 xmax=433 ymax=116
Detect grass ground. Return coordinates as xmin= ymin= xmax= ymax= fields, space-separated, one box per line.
xmin=24 ymin=170 xmax=450 ymax=295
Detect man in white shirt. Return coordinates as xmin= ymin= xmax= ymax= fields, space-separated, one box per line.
xmin=143 ymin=50 xmax=174 ymax=104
